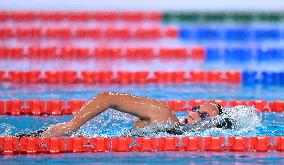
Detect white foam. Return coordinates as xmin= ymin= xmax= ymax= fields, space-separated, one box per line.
xmin=221 ymin=105 xmax=262 ymax=135
xmin=0 ymin=123 xmax=15 ymax=137
xmin=183 ymin=105 xmax=262 ymax=136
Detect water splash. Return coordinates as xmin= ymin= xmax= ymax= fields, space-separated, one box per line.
xmin=183 ymin=105 xmax=262 ymax=137
xmin=222 ymin=105 xmax=262 ymax=133
xmin=0 ymin=106 xmax=263 ymax=137
xmin=122 ymin=105 xmax=262 ymax=137
xmin=0 ymin=123 xmax=16 ymax=136
xmin=71 ymin=109 xmax=137 ymax=137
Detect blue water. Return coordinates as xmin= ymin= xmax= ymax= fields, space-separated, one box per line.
xmin=1 ymin=8 xmax=284 ymax=165
xmin=0 ymin=84 xmax=284 ymax=164
xmin=0 ymin=110 xmax=283 ymax=137
xmin=1 ymin=59 xmax=284 ymax=164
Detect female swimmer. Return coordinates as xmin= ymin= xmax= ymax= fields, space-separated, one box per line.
xmin=16 ymin=92 xmax=233 ymax=138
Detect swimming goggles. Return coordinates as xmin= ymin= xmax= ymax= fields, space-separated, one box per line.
xmin=191 ymin=102 xmax=223 ymax=120
xmin=191 ymin=105 xmax=209 ymax=120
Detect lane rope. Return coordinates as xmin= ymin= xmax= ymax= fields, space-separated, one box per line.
xmin=1 ymin=26 xmax=284 ymax=41
xmin=0 ymin=136 xmax=283 ymax=154
xmin=0 ymin=26 xmax=177 ymax=40
xmin=0 ymin=46 xmax=204 ymax=59
xmin=0 ymin=11 xmax=162 ymax=22
xmin=1 ymin=11 xmax=283 ymax=22
xmin=0 ymin=70 xmax=240 ymax=84
xmin=1 ymin=70 xmax=284 ymax=86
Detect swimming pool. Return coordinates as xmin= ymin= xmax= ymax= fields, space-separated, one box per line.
xmin=1 ymin=9 xmax=284 ymax=164
xmin=0 ymin=84 xmax=284 ymax=164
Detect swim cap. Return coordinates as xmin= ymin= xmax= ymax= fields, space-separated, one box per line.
xmin=210 ymin=102 xmax=234 ymax=129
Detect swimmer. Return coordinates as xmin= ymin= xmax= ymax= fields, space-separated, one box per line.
xmin=16 ymin=92 xmax=233 ymax=138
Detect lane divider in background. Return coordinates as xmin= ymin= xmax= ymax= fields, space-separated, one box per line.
xmin=1 ymin=11 xmax=283 ymax=22
xmin=0 ymin=27 xmax=177 ymax=40
xmin=1 ymin=26 xmax=284 ymax=41
xmin=0 ymin=70 xmax=241 ymax=84
xmin=206 ymin=47 xmax=284 ymax=61
xmin=0 ymin=99 xmax=283 ymax=116
xmin=1 ymin=70 xmax=284 ymax=86
xmin=0 ymin=46 xmax=205 ymax=59
xmin=1 ymin=46 xmax=284 ymax=61
xmin=0 ymin=11 xmax=162 ymax=22
xmin=179 ymin=27 xmax=284 ymax=41
xmin=0 ymin=136 xmax=283 ymax=154
xmin=163 ymin=12 xmax=284 ymax=22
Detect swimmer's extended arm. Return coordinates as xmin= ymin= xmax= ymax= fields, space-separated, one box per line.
xmin=41 ymin=92 xmax=178 ymax=137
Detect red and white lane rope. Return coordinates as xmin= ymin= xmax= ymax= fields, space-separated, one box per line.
xmin=0 ymin=46 xmax=205 ymax=59
xmin=0 ymin=70 xmax=241 ymax=84
xmin=0 ymin=136 xmax=283 ymax=154
xmin=0 ymin=26 xmax=177 ymax=40
xmin=0 ymin=11 xmax=162 ymax=22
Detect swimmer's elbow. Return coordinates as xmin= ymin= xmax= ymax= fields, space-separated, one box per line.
xmin=97 ymin=92 xmax=111 ymax=98
xmin=96 ymin=92 xmax=113 ymax=104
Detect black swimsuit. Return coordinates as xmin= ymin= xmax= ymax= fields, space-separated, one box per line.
xmin=125 ymin=121 xmax=185 ymax=136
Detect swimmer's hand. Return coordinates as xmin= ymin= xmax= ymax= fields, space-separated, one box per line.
xmin=41 ymin=121 xmax=76 ymax=137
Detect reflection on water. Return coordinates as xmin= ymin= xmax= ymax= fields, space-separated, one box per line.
xmin=1 ymin=152 xmax=284 ymax=165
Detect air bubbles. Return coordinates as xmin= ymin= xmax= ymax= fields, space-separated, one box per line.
xmin=0 ymin=123 xmax=15 ymax=137
xmin=71 ymin=109 xmax=137 ymax=137
xmin=221 ymin=105 xmax=262 ymax=135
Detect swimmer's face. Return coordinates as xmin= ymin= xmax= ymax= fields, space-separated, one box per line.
xmin=184 ymin=103 xmax=220 ymax=124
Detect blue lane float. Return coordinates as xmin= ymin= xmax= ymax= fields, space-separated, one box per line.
xmin=179 ymin=27 xmax=283 ymax=41
xmin=206 ymin=47 xmax=284 ymax=61
xmin=179 ymin=27 xmax=192 ymax=40
xmin=242 ymin=71 xmax=258 ymax=85
xmin=257 ymin=48 xmax=284 ymax=61
xmin=253 ymin=28 xmax=281 ymax=41
xmin=261 ymin=72 xmax=279 ymax=86
xmin=242 ymin=71 xmax=284 ymax=86
xmin=195 ymin=28 xmax=221 ymax=40
xmin=225 ymin=28 xmax=251 ymax=41
xmin=224 ymin=48 xmax=253 ymax=61
xmin=206 ymin=47 xmax=223 ymax=61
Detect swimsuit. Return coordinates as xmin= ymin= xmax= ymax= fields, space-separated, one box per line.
xmin=124 ymin=121 xmax=184 ymax=136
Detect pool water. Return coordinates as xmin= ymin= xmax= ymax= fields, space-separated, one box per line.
xmin=1 ymin=152 xmax=284 ymax=165
xmin=1 ymin=6 xmax=284 ymax=165
xmin=0 ymin=84 xmax=284 ymax=164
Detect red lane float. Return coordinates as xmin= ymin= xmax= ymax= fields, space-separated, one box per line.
xmin=0 ymin=136 xmax=283 ymax=154
xmin=203 ymin=136 xmax=226 ymax=151
xmin=0 ymin=99 xmax=283 ymax=116
xmin=182 ymin=137 xmax=203 ymax=151
xmin=5 ymin=100 xmax=25 ymax=115
xmin=269 ymin=100 xmax=284 ymax=113
xmin=0 ymin=70 xmax=243 ymax=84
xmin=0 ymin=11 xmax=161 ymax=22
xmin=134 ymin=137 xmax=157 ymax=151
xmin=227 ymin=137 xmax=249 ymax=151
xmin=24 ymin=100 xmax=46 ymax=115
xmin=0 ymin=46 xmax=205 ymax=59
xmin=157 ymin=137 xmax=180 ymax=151
xmin=0 ymin=27 xmax=176 ymax=40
